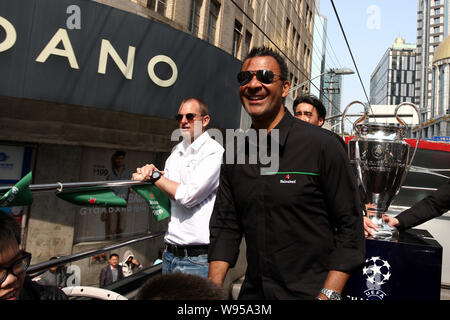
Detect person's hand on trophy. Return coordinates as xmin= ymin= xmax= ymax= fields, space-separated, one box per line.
xmin=363 ymin=203 xmax=378 ymax=237
xmin=363 ymin=203 xmax=400 ymax=237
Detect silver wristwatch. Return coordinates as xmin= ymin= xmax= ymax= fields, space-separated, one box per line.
xmin=320 ymin=288 xmax=342 ymax=300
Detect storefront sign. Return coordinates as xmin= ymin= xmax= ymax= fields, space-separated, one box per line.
xmin=0 ymin=0 xmax=242 ymax=128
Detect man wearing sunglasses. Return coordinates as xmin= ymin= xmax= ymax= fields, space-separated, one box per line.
xmin=132 ymin=98 xmax=224 ymax=278
xmin=208 ymin=47 xmax=365 ymax=300
xmin=0 ymin=213 xmax=67 ymax=300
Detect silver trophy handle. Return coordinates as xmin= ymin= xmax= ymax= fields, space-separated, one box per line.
xmin=394 ymin=102 xmax=422 ymax=172
xmin=340 ymin=100 xmax=368 ymax=139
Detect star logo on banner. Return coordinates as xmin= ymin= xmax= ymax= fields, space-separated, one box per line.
xmin=285 ymin=174 xmax=290 ymax=180
xmin=88 ymin=197 xmax=96 ymax=204
xmin=150 ymin=193 xmax=154 ymax=199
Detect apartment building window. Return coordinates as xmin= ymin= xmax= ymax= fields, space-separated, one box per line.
xmin=292 ymin=27 xmax=297 ymax=52
xmin=189 ymin=0 xmax=202 ymax=35
xmin=244 ymin=30 xmax=252 ymax=56
xmin=439 ymin=66 xmax=445 ymax=115
xmin=147 ymin=0 xmax=167 ymax=15
xmin=233 ymin=20 xmax=242 ymax=58
xmin=286 ymin=18 xmax=291 ymax=48
xmin=207 ymin=0 xmax=220 ymax=44
xmin=434 ymin=17 xmax=440 ymax=24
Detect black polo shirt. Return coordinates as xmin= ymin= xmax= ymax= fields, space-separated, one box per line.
xmin=208 ymin=110 xmax=365 ymax=299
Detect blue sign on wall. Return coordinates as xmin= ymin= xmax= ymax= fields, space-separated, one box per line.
xmin=433 ymin=136 xmax=450 ymax=142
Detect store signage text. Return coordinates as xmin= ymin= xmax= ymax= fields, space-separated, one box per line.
xmin=0 ymin=16 xmax=178 ymax=87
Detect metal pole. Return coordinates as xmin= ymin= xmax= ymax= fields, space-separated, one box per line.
xmin=0 ymin=179 xmax=153 ymax=193
xmin=27 ymin=231 xmax=165 ymax=275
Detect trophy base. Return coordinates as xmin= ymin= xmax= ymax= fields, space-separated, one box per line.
xmin=366 ymin=215 xmax=399 ymax=241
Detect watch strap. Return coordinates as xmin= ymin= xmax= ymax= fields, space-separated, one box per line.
xmin=320 ymin=288 xmax=342 ymax=300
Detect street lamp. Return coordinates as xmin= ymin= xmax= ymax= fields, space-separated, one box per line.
xmin=286 ymin=67 xmax=354 ymax=133
xmin=288 ymin=67 xmax=354 ymax=94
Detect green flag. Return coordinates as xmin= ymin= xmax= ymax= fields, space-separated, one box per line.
xmin=132 ymin=184 xmax=170 ymax=221
xmin=0 ymin=172 xmax=34 ymax=207
xmin=57 ymin=188 xmax=128 ymax=207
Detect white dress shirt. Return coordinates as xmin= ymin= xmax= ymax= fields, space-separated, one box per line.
xmin=164 ymin=131 xmax=224 ymax=246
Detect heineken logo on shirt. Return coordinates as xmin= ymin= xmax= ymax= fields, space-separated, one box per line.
xmin=280 ymin=174 xmax=296 ymax=184
xmin=263 ymin=171 xmax=320 ymax=184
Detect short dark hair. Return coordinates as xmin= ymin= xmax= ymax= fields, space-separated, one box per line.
xmin=112 ymin=151 xmax=126 ymax=159
xmin=137 ymin=273 xmax=227 ymax=300
xmin=243 ymin=46 xmax=289 ymax=82
xmin=109 ymin=253 xmax=119 ymax=259
xmin=293 ymin=94 xmax=327 ymax=120
xmin=0 ymin=212 xmax=21 ymax=251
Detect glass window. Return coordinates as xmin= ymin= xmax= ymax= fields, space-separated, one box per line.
xmin=243 ymin=30 xmax=252 ymax=56
xmin=233 ymin=20 xmax=242 ymax=58
xmin=439 ymin=66 xmax=445 ymax=115
xmin=147 ymin=0 xmax=167 ymax=16
xmin=189 ymin=0 xmax=202 ymax=35
xmin=207 ymin=0 xmax=220 ymax=44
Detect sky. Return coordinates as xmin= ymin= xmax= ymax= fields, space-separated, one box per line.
xmin=318 ymin=0 xmax=418 ymax=118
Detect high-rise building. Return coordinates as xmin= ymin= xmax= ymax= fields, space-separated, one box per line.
xmin=321 ymin=70 xmax=342 ymax=132
xmin=415 ymin=0 xmax=449 ymax=131
xmin=310 ymin=13 xmax=327 ymax=98
xmin=370 ymin=37 xmax=416 ymax=106
xmin=415 ymin=35 xmax=450 ymax=138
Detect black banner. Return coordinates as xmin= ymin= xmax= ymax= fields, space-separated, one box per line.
xmin=0 ymin=0 xmax=242 ymax=128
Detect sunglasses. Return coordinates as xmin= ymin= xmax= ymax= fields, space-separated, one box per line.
xmin=237 ymin=69 xmax=283 ymax=86
xmin=175 ymin=113 xmax=203 ymax=122
xmin=0 ymin=251 xmax=32 ymax=285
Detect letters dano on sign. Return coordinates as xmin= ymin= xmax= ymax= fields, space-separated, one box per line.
xmin=0 ymin=16 xmax=178 ymax=87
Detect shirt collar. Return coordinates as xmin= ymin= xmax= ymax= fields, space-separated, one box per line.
xmin=258 ymin=107 xmax=293 ymax=148
xmin=177 ymin=131 xmax=211 ymax=154
xmin=247 ymin=107 xmax=293 ymax=149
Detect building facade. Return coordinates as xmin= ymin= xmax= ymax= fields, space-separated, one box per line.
xmin=415 ymin=0 xmax=449 ymax=134
xmin=415 ymin=35 xmax=450 ymax=138
xmin=125 ymin=0 xmax=316 ymax=94
xmin=370 ymin=37 xmax=416 ymax=106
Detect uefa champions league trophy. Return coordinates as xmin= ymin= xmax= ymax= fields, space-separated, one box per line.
xmin=341 ymin=101 xmax=422 ymax=240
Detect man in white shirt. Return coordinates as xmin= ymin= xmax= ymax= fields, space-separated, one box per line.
xmin=132 ymin=98 xmax=224 ymax=277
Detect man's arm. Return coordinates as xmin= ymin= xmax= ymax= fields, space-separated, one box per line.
xmin=132 ymin=164 xmax=179 ymax=200
xmin=99 ymin=268 xmax=106 ymax=288
xmin=132 ymin=148 xmax=223 ymax=207
xmin=208 ymin=261 xmax=230 ymax=287
xmin=208 ymin=163 xmax=243 ymax=284
xmin=317 ymin=270 xmax=350 ymax=300
xmin=319 ymin=136 xmax=366 ymax=281
xmin=392 ymin=180 xmax=449 ymax=230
